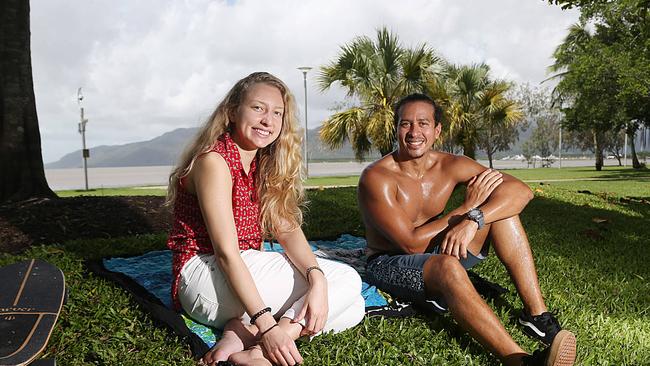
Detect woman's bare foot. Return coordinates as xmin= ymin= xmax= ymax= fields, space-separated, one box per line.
xmin=202 ymin=319 xmax=257 ymax=365
xmin=229 ymin=345 xmax=272 ymax=366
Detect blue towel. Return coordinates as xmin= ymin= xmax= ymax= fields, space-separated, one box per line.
xmin=104 ymin=235 xmax=386 ymax=348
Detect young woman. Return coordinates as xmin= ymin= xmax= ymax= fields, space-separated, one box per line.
xmin=166 ymin=72 xmax=365 ymax=366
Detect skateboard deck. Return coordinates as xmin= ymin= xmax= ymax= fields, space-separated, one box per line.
xmin=0 ymin=259 xmax=65 ymax=366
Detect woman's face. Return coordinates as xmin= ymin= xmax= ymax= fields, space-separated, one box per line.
xmin=230 ymin=83 xmax=284 ymax=151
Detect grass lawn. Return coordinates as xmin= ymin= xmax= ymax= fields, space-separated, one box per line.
xmin=54 ymin=175 xmax=363 ymax=198
xmin=3 ymin=168 xmax=649 ymax=365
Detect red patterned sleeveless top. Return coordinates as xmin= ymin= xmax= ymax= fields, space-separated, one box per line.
xmin=167 ymin=132 xmax=262 ymax=310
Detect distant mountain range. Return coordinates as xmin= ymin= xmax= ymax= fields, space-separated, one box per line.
xmin=46 ymin=127 xmax=380 ymax=169
xmin=46 ymin=125 xmax=648 ymax=169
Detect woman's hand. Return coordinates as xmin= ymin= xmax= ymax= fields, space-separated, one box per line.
xmin=294 ymin=277 xmax=328 ymax=336
xmin=464 ymin=169 xmax=503 ymax=210
xmin=259 ymin=325 xmax=303 ymax=366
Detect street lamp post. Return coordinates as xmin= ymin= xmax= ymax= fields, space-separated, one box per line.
xmin=558 ymin=126 xmax=562 ymax=169
xmin=77 ymin=87 xmax=90 ymax=190
xmin=623 ymin=131 xmax=627 ymax=167
xmin=297 ymin=66 xmax=312 ymax=177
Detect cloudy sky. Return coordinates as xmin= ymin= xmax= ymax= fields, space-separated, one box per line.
xmin=31 ymin=0 xmax=579 ymax=163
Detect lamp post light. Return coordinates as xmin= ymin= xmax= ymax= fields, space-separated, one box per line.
xmin=297 ymin=66 xmax=312 ymax=177
xmin=77 ymin=87 xmax=90 ymax=190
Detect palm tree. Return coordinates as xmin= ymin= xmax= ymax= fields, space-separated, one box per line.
xmin=549 ymin=22 xmax=615 ymax=171
xmin=476 ymin=82 xmax=524 ymax=167
xmin=427 ymin=63 xmax=520 ymax=160
xmin=548 ymin=22 xmax=593 ymax=77
xmin=318 ymin=27 xmax=442 ymax=159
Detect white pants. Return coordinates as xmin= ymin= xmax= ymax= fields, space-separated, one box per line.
xmin=178 ymin=249 xmax=365 ymax=334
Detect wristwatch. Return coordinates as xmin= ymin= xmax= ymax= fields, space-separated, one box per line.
xmin=466 ymin=208 xmax=485 ymax=229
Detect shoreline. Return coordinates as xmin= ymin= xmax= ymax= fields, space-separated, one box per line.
xmin=45 ymin=158 xmax=641 ymax=191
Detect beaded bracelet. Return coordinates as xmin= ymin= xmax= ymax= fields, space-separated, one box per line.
xmin=305 ymin=266 xmax=325 ymax=282
xmin=249 ymin=306 xmax=271 ymax=325
xmin=260 ymin=323 xmax=279 ymax=337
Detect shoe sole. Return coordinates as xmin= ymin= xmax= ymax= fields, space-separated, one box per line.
xmin=545 ymin=330 xmax=576 ymax=366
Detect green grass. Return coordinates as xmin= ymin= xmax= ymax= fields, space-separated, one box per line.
xmin=540 ymin=179 xmax=650 ymax=199
xmin=505 ymin=165 xmax=650 ymax=182
xmin=507 ymin=166 xmax=650 ymax=199
xmin=6 ymin=169 xmax=649 ymax=364
xmin=305 ymin=175 xmax=359 ymax=187
xmin=56 ymin=187 xmax=168 ymax=197
xmin=54 ymin=176 xmax=361 ymax=198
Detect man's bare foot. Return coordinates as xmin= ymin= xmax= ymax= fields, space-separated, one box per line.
xmin=202 ymin=320 xmax=257 ymax=365
xmin=229 ymin=345 xmax=272 ymax=366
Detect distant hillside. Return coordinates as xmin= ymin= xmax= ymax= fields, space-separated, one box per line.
xmin=46 ymin=127 xmax=380 ymax=169
xmin=309 ymin=129 xmax=382 ymax=161
xmin=50 ymin=124 xmax=642 ymax=168
xmin=46 ymin=128 xmax=197 ymax=168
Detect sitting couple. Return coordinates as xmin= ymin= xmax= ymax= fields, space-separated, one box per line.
xmin=166 ymin=72 xmax=576 ymax=366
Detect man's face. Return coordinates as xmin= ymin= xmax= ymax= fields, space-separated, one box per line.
xmin=396 ymin=101 xmax=441 ymax=159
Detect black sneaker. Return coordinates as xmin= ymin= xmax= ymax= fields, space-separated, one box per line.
xmin=519 ymin=310 xmax=561 ymax=346
xmin=522 ymin=329 xmax=576 ymax=366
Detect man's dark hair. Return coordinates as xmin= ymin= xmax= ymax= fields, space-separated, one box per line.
xmin=393 ymin=93 xmax=443 ymax=126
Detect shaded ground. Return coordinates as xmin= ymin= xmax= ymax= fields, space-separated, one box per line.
xmin=0 ymin=196 xmax=170 ymax=253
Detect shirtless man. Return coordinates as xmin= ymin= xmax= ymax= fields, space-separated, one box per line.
xmin=359 ymin=93 xmax=577 ymax=366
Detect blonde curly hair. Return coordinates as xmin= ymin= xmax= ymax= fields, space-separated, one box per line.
xmin=166 ymin=72 xmax=306 ymax=237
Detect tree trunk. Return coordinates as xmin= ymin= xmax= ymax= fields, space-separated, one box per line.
xmin=486 ymin=150 xmax=494 ymax=168
xmin=0 ymin=0 xmax=56 ymax=203
xmin=593 ymin=130 xmax=604 ymax=171
xmin=462 ymin=139 xmax=476 ymax=160
xmin=626 ymin=128 xmax=642 ymax=169
xmin=379 ymin=146 xmax=393 ymax=157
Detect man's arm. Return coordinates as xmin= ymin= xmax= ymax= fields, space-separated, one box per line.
xmin=440 ymin=155 xmax=533 ymax=223
xmin=358 ymin=167 xmax=469 ymax=254
xmin=439 ymin=156 xmax=533 ymax=258
xmin=479 ymin=173 xmax=533 ymax=222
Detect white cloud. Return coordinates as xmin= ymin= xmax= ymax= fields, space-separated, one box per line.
xmin=31 ymin=0 xmax=579 ymax=163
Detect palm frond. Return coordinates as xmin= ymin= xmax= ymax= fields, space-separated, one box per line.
xmin=375 ymin=27 xmax=403 ymax=77
xmin=319 ymin=107 xmax=365 ymax=149
xmin=350 ymin=126 xmax=374 ymax=161
xmin=551 ymin=22 xmax=592 ymax=72
xmin=451 ymin=64 xmax=490 ymax=111
xmin=366 ymin=106 xmax=396 ymax=155
xmin=399 ymin=45 xmax=439 ymax=95
xmin=317 ymin=35 xmax=375 ymax=95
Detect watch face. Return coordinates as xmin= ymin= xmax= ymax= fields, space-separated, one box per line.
xmin=468 ymin=209 xmax=480 ymax=219
xmin=468 ymin=209 xmax=483 ymax=228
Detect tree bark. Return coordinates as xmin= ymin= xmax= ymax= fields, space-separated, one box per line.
xmin=486 ymin=150 xmax=494 ymax=168
xmin=0 ymin=0 xmax=56 ymax=203
xmin=379 ymin=146 xmax=393 ymax=157
xmin=593 ymin=130 xmax=604 ymax=171
xmin=626 ymin=127 xmax=642 ymax=169
xmin=462 ymin=139 xmax=476 ymax=160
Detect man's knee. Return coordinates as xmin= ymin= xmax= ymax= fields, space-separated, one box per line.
xmin=488 ymin=215 xmax=530 ymax=249
xmin=423 ymin=255 xmax=469 ymax=291
xmin=490 ymin=214 xmax=523 ymax=232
